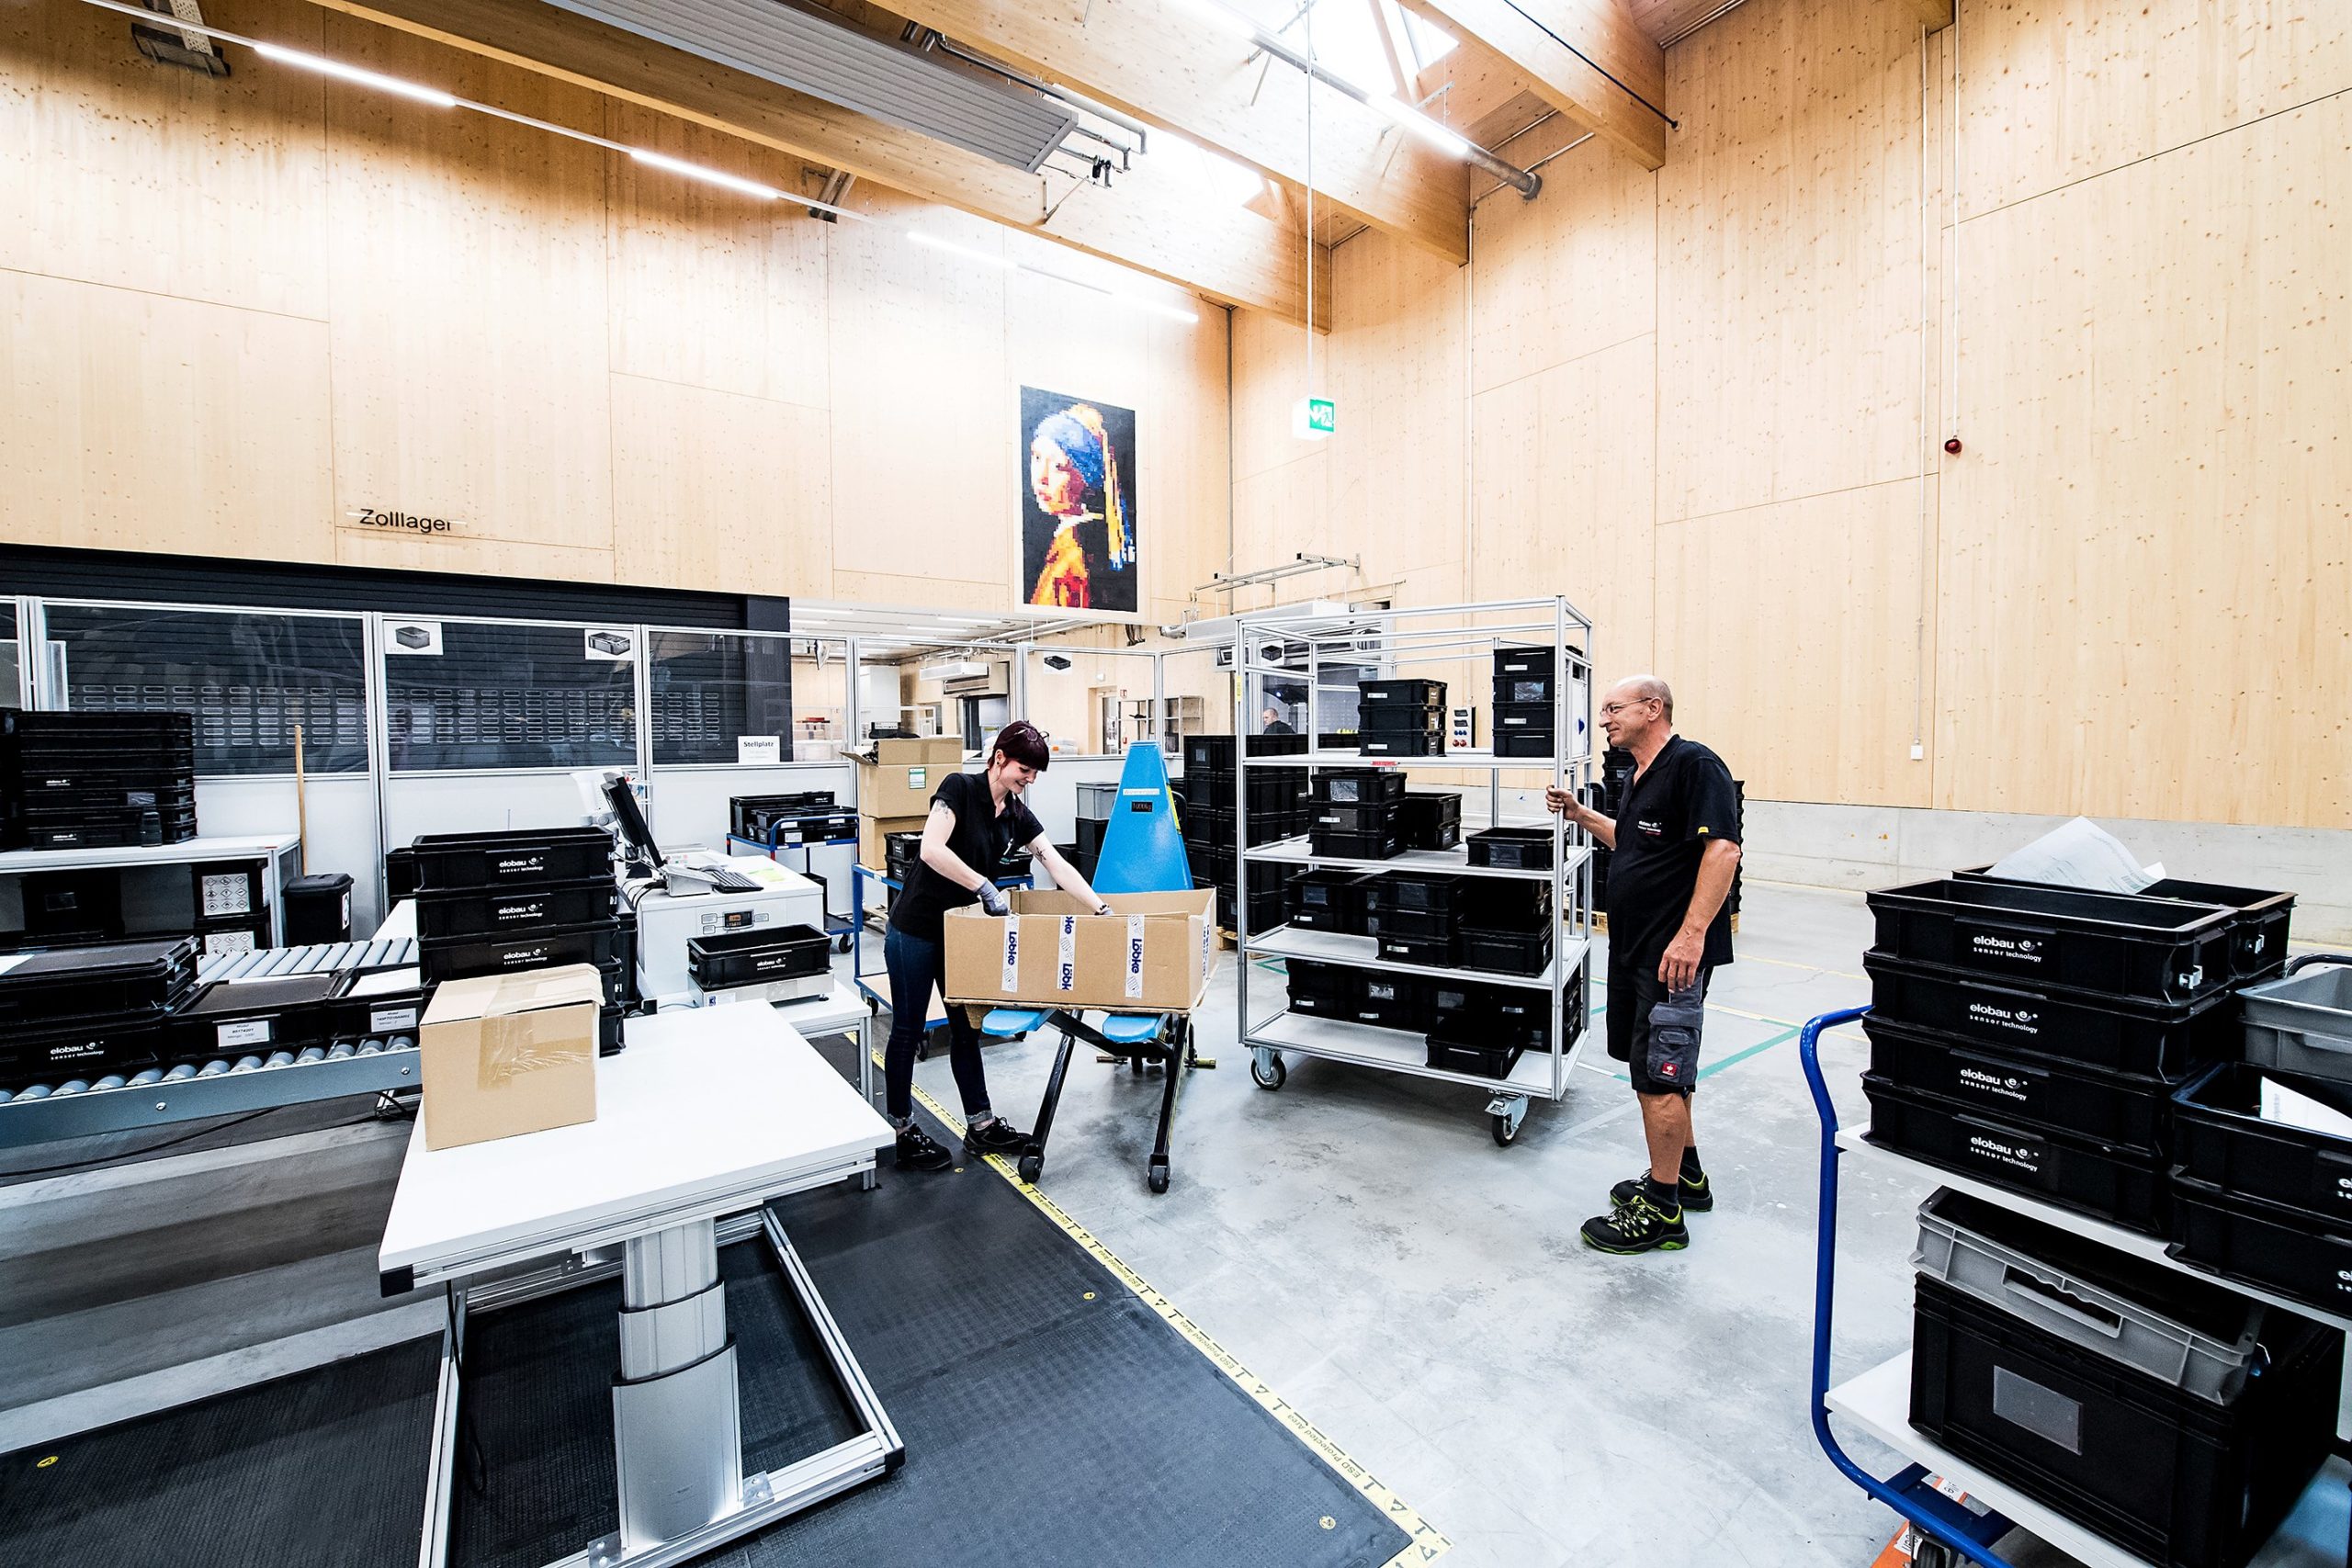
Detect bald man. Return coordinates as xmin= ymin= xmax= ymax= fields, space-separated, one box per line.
xmin=1548 ymin=675 xmax=1742 ymax=1255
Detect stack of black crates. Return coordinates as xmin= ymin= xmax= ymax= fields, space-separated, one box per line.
xmin=729 ymin=791 xmax=856 ymax=849
xmin=1 ymin=708 xmax=198 ymax=850
xmin=1354 ymin=677 xmax=1447 ymax=759
xmin=1489 ymin=646 xmax=1582 ymax=759
xmin=1069 ymin=780 xmax=1114 ymax=885
xmin=1863 ymin=874 xmax=2293 ymax=1235
xmin=0 ymin=937 xmax=198 ymax=1098
xmin=881 ymin=829 xmax=1027 ymax=922
xmin=404 ymin=826 xmax=628 ymax=1055
xmin=1182 ymin=733 xmax=1306 ymax=932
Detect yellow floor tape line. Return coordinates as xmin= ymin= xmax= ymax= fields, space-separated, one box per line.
xmin=888 ymin=1057 xmax=1452 ymax=1566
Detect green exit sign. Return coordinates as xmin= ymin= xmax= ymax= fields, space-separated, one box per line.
xmin=1293 ymin=396 xmax=1336 ymax=440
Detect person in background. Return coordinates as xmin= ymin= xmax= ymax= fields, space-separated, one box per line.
xmin=1260 ymin=705 xmax=1295 ymax=736
xmin=1547 ymin=676 xmax=1741 ymax=1255
xmin=883 ymin=721 xmax=1114 ymax=1171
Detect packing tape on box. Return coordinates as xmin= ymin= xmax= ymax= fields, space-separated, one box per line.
xmin=1125 ymin=915 xmax=1147 ymax=999
xmin=1000 ymin=921 xmax=1020 ymax=993
xmin=1057 ymin=916 xmax=1077 ymax=994
xmin=481 ymin=1012 xmax=582 ymax=1089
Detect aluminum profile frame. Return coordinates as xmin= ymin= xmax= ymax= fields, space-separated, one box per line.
xmin=538 ymin=0 xmax=1080 ymax=173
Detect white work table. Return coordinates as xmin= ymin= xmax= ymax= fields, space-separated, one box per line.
xmin=385 ymin=1002 xmax=901 ymax=1568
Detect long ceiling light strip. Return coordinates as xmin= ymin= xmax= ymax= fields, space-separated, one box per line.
xmin=68 ymin=0 xmax=1202 ymax=325
xmin=1179 ymin=0 xmax=1537 ymax=197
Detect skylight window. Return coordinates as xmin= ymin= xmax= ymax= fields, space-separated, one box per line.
xmin=1283 ymin=0 xmax=1397 ymax=98
xmin=1158 ymin=131 xmax=1268 ymax=208
xmin=1386 ymin=2 xmax=1458 ymax=72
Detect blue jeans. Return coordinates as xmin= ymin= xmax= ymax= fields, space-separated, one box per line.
xmin=882 ymin=926 xmax=991 ymax=1125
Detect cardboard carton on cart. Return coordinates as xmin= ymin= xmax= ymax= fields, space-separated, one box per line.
xmin=850 ymin=737 xmax=966 ymax=819
xmin=942 ymin=890 xmax=1217 ymax=1015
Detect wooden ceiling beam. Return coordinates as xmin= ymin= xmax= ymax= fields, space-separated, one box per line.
xmin=1396 ymin=0 xmax=1668 ymax=170
xmin=289 ymin=0 xmax=1329 ymax=324
xmin=882 ymin=0 xmax=1471 ymax=264
xmin=1901 ymin=0 xmax=1955 ymax=28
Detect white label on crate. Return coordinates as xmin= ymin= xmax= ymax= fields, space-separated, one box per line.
xmin=1056 ymin=917 xmax=1076 ymax=993
xmin=1125 ymin=916 xmax=1146 ymax=998
xmin=1000 ymin=923 xmax=1020 ymax=992
xmin=370 ymin=1007 xmax=420 ymax=1032
xmin=201 ymin=873 xmax=254 ymax=918
xmin=205 ymin=929 xmax=256 ymax=955
xmin=737 ymin=736 xmax=782 ymax=764
xmin=217 ymin=1019 xmax=272 ymax=1047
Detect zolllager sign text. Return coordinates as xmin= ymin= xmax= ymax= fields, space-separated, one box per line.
xmin=345 ymin=507 xmax=459 ymax=536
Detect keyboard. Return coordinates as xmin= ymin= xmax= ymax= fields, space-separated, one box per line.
xmin=700 ymin=866 xmax=761 ymax=893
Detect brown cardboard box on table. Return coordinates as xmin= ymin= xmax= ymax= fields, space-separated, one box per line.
xmin=419 ymin=964 xmax=602 ymax=1151
xmin=859 ymin=813 xmax=930 ymax=873
xmin=854 ymin=737 xmax=967 ymax=819
xmin=942 ymin=889 xmax=1217 ymax=1014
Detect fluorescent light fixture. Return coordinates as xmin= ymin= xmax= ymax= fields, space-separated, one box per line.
xmin=1370 ymin=95 xmax=1471 ymax=157
xmin=628 ymin=148 xmax=781 ymax=200
xmin=253 ymin=42 xmax=458 ymax=107
xmin=909 ymin=230 xmax=1015 ymax=270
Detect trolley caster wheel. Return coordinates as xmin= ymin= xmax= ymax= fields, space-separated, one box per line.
xmin=1016 ymin=1153 xmax=1042 ymax=1184
xmin=834 ymin=935 xmax=853 ymax=954
xmin=1491 ymin=1113 xmax=1521 ymax=1147
xmin=1148 ymin=1163 xmax=1170 ymax=1194
xmin=1250 ymin=1053 xmax=1285 ymax=1090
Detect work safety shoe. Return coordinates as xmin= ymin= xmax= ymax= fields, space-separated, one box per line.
xmin=1581 ymin=1190 xmax=1690 ymax=1254
xmin=1610 ymin=1168 xmax=1713 ymax=1213
xmin=894 ymin=1126 xmax=954 ymax=1171
xmin=962 ymin=1118 xmax=1031 ymax=1156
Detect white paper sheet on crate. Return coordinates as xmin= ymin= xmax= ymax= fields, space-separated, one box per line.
xmin=2258 ymin=1077 xmax=2352 ymax=1141
xmin=1984 ymin=817 xmax=2163 ymax=896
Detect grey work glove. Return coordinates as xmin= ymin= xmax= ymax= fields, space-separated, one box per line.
xmin=977 ymin=884 xmax=1012 ymax=917
xmin=1091 ymin=901 xmax=1113 ymax=917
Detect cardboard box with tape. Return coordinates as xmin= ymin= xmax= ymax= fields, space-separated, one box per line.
xmin=859 ymin=813 xmax=928 ymax=871
xmin=418 ymin=964 xmax=602 ymax=1150
xmin=852 ymin=737 xmax=967 ymax=818
xmin=942 ymin=889 xmax=1217 ymax=1013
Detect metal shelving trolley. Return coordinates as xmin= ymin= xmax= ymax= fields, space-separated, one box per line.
xmin=1234 ymin=597 xmax=1596 ymax=1145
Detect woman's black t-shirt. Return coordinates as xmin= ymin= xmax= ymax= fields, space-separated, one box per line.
xmin=887 ymin=771 xmax=1045 ymax=942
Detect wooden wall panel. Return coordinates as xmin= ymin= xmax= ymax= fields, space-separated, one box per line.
xmin=320 ymin=16 xmax=616 ymax=558
xmin=0 ymin=0 xmax=330 ymax=319
xmin=1325 ymin=233 xmax=1467 ymax=581
xmin=1657 ymin=479 xmax=1935 ymax=807
xmin=1656 ymin=0 xmax=1926 ymax=523
xmin=0 ymin=271 xmax=334 ymax=560
xmin=609 ymin=376 xmax=831 ymax=595
xmin=1470 ymin=134 xmax=1656 ymax=396
xmin=1936 ymin=95 xmax=2350 ymax=828
xmin=1960 ymin=0 xmax=2352 ymax=214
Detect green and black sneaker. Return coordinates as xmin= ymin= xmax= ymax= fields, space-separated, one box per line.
xmin=1610 ymin=1168 xmax=1713 ymax=1213
xmin=1581 ymin=1188 xmax=1690 ymax=1254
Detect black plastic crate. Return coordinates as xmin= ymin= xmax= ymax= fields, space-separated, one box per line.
xmin=1428 ymin=969 xmax=1582 ymax=1053
xmin=1285 ymin=958 xmax=1359 ymax=1018
xmin=1493 ymin=730 xmax=1556 ymax=759
xmin=2 ymin=708 xmax=194 ymax=741
xmin=1356 ymin=678 xmax=1447 ymax=707
xmin=1313 ymin=770 xmax=1407 ymax=806
xmin=1460 ymin=879 xmax=1553 ymax=928
xmin=2173 ymin=1063 xmax=2352 ymax=1227
xmin=1359 ymin=732 xmax=1444 ymax=758
xmin=1862 ymin=953 xmax=2234 ymax=1080
xmin=1182 ymin=802 xmax=1229 ymax=847
xmin=1375 ymin=931 xmax=1456 ymax=967
xmin=1306 ymin=799 xmax=1399 ymax=836
xmin=1494 ymin=673 xmax=1555 ymax=705
xmin=165 ymin=975 xmax=342 ymax=1062
xmin=20 ymin=870 xmax=125 ymax=942
xmin=1460 ymin=924 xmax=1553 ymax=977
xmin=0 ymin=938 xmax=197 ymax=1026
xmin=1312 ymin=826 xmax=1401 ymax=862
xmin=0 ymin=1018 xmax=164 ymax=1090
xmin=599 ymin=1003 xmax=626 ymax=1057
xmin=1861 ymin=1074 xmax=2169 ymax=1235
xmin=1366 ymin=874 xmax=1469 ymax=914
xmin=1957 ymin=870 xmax=2294 ymax=983
xmin=729 ymin=793 xmax=836 ymax=840
xmin=325 ymin=969 xmax=428 ymax=1041
xmin=1867 ymin=878 xmax=2237 ymax=1007
xmin=1356 ymin=703 xmax=1446 ymax=735
xmin=1185 ymin=840 xmax=1233 ymax=886
xmin=4 ymin=780 xmax=197 ymax=818
xmin=413 ymin=877 xmax=616 ymax=940
xmin=1426 ymin=1035 xmax=1522 ymax=1079
xmin=418 ymin=918 xmax=628 ymax=985
xmin=1492 ymin=702 xmax=1556 ymax=736
xmin=404 ymin=828 xmax=616 ymax=890
xmin=10 ymin=806 xmax=195 ymax=850
xmin=1464 ymin=826 xmax=1555 ymax=870
xmin=1184 ymin=771 xmax=1305 ymax=815
xmin=689 ymin=924 xmax=830 ymax=990
xmin=1863 ymin=1015 xmax=2183 ymax=1155
xmin=1363 ymin=902 xmax=1453 ymax=942
xmin=1396 ymin=791 xmax=1461 ymax=840
xmin=1490 ymin=646 xmax=1559 ymax=681
xmin=1909 ymin=1273 xmax=2338 ymax=1568
xmin=1286 ymin=870 xmax=1372 ymax=933
xmin=1352 ymin=972 xmax=1427 ymax=1032
xmin=2169 ymin=1175 xmax=2352 ymax=1317
xmin=1227 ymin=888 xmax=1286 ymax=934
xmin=751 ymin=809 xmax=857 ymax=847
xmin=1076 ymin=815 xmax=1106 ymax=858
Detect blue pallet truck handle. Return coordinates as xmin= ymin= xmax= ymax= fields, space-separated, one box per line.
xmin=1800 ymin=1003 xmax=2023 ymax=1568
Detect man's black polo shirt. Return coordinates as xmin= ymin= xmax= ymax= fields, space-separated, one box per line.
xmin=1604 ymin=734 xmax=1742 ymax=970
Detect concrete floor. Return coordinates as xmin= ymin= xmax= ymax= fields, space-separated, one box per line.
xmin=899 ymin=879 xmax=1936 ymax=1568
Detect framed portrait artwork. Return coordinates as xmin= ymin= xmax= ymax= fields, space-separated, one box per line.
xmin=1020 ymin=387 xmax=1137 ymax=614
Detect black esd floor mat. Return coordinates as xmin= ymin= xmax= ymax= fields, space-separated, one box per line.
xmin=453 ymin=1107 xmax=1412 ymax=1568
xmin=0 ymin=1337 xmax=438 ymax=1568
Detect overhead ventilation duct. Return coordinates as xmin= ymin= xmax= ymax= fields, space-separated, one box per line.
xmin=538 ymin=0 xmax=1080 ymax=173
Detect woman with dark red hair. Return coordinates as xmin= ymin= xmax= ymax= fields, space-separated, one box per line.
xmin=880 ymin=721 xmax=1114 ymax=1172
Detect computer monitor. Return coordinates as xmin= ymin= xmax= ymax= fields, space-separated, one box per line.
xmin=603 ymin=774 xmax=663 ymax=869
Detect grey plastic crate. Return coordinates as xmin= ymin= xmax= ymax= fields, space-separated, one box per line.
xmin=2241 ymin=962 xmax=2352 ymax=1082
xmin=1075 ymin=781 xmax=1119 ymax=820
xmin=1913 ymin=1189 xmax=2274 ymax=1404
